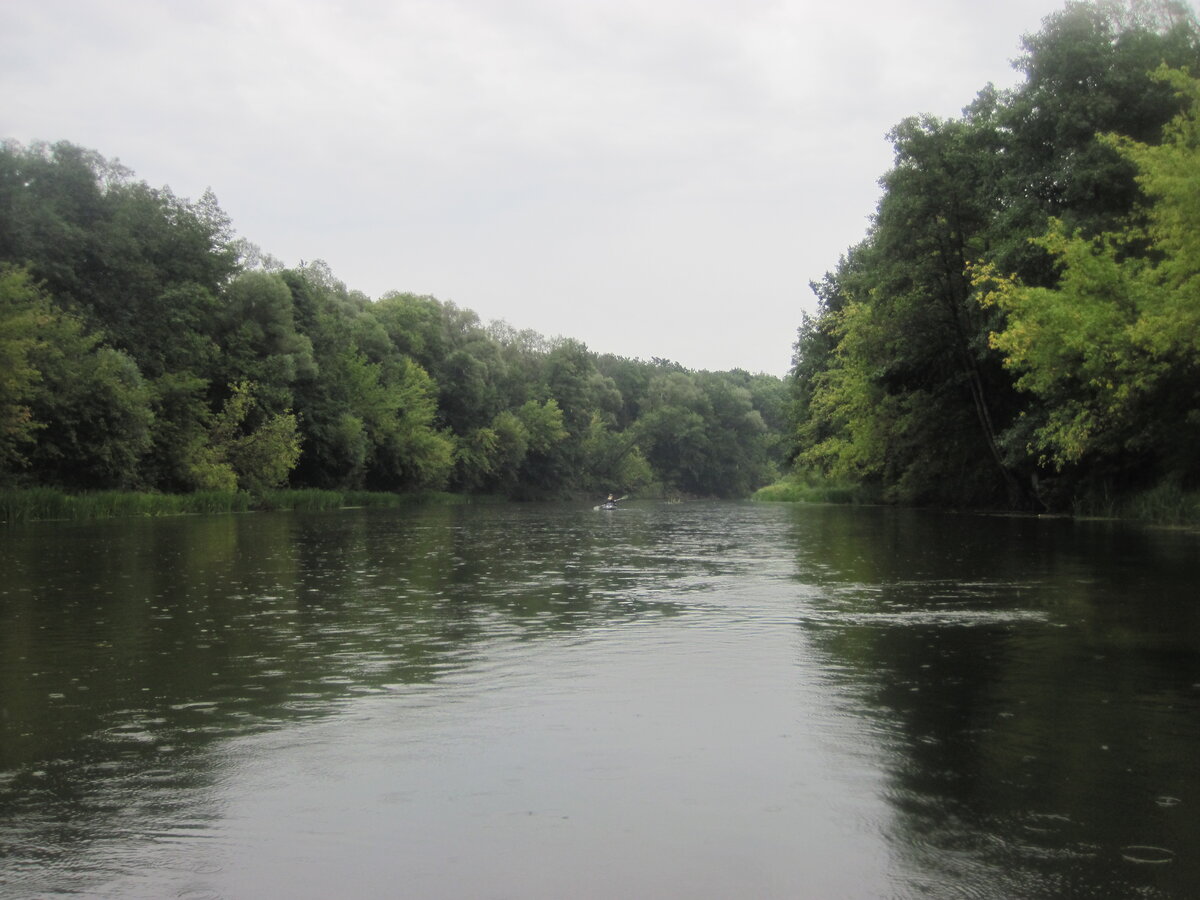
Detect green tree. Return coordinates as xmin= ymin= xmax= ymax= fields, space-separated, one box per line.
xmin=0 ymin=266 xmax=51 ymax=475
xmin=797 ymin=111 xmax=1024 ymax=505
xmin=280 ymin=267 xmax=372 ymax=488
xmin=0 ymin=141 xmax=238 ymax=374
xmin=217 ymin=271 xmax=315 ymax=415
xmin=375 ymin=292 xmax=509 ymax=434
xmin=193 ymin=381 xmax=302 ymax=493
xmin=790 ymin=0 xmax=1200 ymax=509
xmin=995 ymin=0 xmax=1200 ymax=282
xmin=981 ymin=67 xmax=1200 ymax=488
xmin=20 ymin=304 xmax=154 ymax=490
xmin=361 ymin=357 xmax=455 ymax=491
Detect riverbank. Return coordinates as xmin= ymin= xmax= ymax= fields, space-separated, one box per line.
xmin=751 ymin=474 xmax=874 ymax=506
xmin=0 ymin=487 xmax=479 ymax=524
xmin=753 ymin=475 xmax=1200 ymax=527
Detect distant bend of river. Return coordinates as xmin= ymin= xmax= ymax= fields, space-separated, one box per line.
xmin=2 ymin=501 xmax=1199 ymax=898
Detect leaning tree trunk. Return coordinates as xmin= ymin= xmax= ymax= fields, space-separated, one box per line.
xmin=936 ymin=221 xmax=1030 ymax=509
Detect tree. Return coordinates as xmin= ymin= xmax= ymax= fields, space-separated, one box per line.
xmin=980 ymin=67 xmax=1200 ymax=488
xmin=796 ymin=110 xmax=1025 ymax=505
xmin=193 ymin=381 xmax=302 ymax=493
xmin=789 ymin=1 xmax=1200 ymax=508
xmin=360 ymin=357 xmax=455 ymax=492
xmin=216 ymin=271 xmax=315 ymax=415
xmin=17 ymin=289 xmax=154 ymax=490
xmin=375 ymin=292 xmax=509 ymax=435
xmin=1 ymin=135 xmax=788 ymax=499
xmin=995 ymin=0 xmax=1200 ymax=280
xmin=0 ymin=141 xmax=238 ymax=374
xmin=0 ymin=266 xmax=51 ymax=475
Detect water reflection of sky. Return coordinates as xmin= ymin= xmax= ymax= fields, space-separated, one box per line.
xmin=2 ymin=504 xmax=1199 ymax=897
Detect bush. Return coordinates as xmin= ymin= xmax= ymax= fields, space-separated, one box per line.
xmin=752 ymin=474 xmax=869 ymax=505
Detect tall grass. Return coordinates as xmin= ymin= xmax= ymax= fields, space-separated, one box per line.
xmin=752 ymin=474 xmax=869 ymax=505
xmin=0 ymin=487 xmax=73 ymax=523
xmin=1073 ymin=482 xmax=1200 ymax=526
xmin=1 ymin=486 xmax=480 ymax=523
xmin=0 ymin=488 xmax=249 ymax=523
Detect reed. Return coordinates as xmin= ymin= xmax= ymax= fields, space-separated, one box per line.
xmin=403 ymin=491 xmax=477 ymax=506
xmin=0 ymin=487 xmax=72 ymax=523
xmin=1 ymin=486 xmax=493 ymax=524
xmin=0 ymin=487 xmax=244 ymax=522
xmin=1106 ymin=484 xmax=1200 ymax=525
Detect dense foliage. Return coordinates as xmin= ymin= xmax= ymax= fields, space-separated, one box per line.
xmin=0 ymin=143 xmax=785 ymax=500
xmin=788 ymin=0 xmax=1200 ymax=514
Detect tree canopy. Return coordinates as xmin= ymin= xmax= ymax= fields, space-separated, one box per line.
xmin=0 ymin=141 xmax=785 ymax=499
xmin=788 ymin=0 xmax=1200 ymax=512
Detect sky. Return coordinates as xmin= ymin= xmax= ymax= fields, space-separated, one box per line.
xmin=2 ymin=0 xmax=1074 ymax=375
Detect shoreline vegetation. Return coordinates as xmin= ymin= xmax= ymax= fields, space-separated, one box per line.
xmin=751 ymin=474 xmax=870 ymax=506
xmin=6 ymin=3 xmax=1200 ymax=527
xmin=0 ymin=147 xmax=788 ymax=505
xmin=7 ymin=480 xmax=1200 ymax=527
xmin=0 ymin=483 xmax=679 ymax=524
xmin=0 ymin=485 xmax=669 ymax=524
xmin=15 ymin=468 xmax=1197 ymax=528
xmin=783 ymin=5 xmax=1200 ymax=523
xmin=0 ymin=487 xmax=473 ymax=524
xmin=752 ymin=475 xmax=1200 ymax=527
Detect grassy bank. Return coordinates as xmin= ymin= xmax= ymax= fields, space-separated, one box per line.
xmin=1071 ymin=482 xmax=1200 ymax=526
xmin=752 ymin=474 xmax=870 ymax=505
xmin=0 ymin=487 xmax=478 ymax=524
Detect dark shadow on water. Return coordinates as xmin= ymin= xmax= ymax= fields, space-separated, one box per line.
xmin=784 ymin=504 xmax=1200 ymax=899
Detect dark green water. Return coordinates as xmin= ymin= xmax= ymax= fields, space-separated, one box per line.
xmin=1 ymin=502 xmax=1198 ymax=898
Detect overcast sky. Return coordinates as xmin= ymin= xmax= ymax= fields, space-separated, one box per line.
xmin=3 ymin=0 xmax=1073 ymax=374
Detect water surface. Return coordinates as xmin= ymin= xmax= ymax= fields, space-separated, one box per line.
xmin=2 ymin=502 xmax=1198 ymax=897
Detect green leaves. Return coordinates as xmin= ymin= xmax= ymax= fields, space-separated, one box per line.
xmin=0 ymin=266 xmax=46 ymax=472
xmin=634 ymin=370 xmax=775 ymax=498
xmin=0 ymin=264 xmax=155 ymax=488
xmin=0 ymin=140 xmax=789 ymax=499
xmin=982 ymin=69 xmax=1200 ymax=480
xmin=790 ymin=4 xmax=1200 ymax=509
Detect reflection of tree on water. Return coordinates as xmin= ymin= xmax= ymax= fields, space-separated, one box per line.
xmin=0 ymin=504 xmax=693 ymax=891
xmin=787 ymin=505 xmax=1200 ymax=899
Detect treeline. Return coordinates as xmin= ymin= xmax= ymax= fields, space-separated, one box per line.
xmin=788 ymin=0 xmax=1200 ymax=515
xmin=0 ymin=144 xmax=785 ymax=501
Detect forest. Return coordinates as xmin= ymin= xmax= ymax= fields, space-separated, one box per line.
xmin=786 ymin=0 xmax=1200 ymax=519
xmin=7 ymin=0 xmax=1200 ymax=520
xmin=0 ymin=144 xmax=788 ymax=508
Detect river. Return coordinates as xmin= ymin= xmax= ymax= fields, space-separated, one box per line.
xmin=1 ymin=501 xmax=1198 ymax=898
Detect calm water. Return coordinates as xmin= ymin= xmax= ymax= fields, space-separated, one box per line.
xmin=2 ymin=501 xmax=1199 ymax=898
